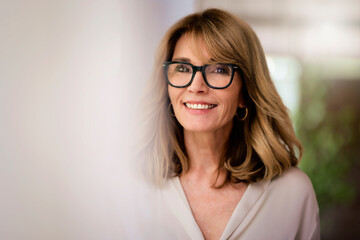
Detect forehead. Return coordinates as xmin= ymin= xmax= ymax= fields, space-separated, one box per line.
xmin=172 ymin=33 xmax=212 ymax=63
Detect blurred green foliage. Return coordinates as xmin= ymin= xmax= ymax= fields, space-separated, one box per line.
xmin=296 ymin=66 xmax=357 ymax=210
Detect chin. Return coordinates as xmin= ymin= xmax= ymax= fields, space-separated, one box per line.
xmin=180 ymin=121 xmax=218 ymax=133
xmin=178 ymin=116 xmax=234 ymax=135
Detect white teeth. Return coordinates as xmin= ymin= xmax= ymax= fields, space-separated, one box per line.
xmin=185 ymin=103 xmax=216 ymax=110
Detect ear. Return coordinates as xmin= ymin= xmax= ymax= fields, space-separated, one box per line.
xmin=238 ymin=100 xmax=245 ymax=108
xmin=237 ymin=76 xmax=246 ymax=108
xmin=238 ymin=92 xmax=245 ymax=108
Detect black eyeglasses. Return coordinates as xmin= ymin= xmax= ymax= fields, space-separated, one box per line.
xmin=163 ymin=61 xmax=239 ymax=89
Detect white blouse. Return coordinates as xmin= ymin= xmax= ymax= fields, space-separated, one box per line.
xmin=150 ymin=167 xmax=320 ymax=240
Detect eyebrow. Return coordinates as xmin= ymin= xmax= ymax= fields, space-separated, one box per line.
xmin=172 ymin=57 xmax=191 ymax=63
xmin=171 ymin=57 xmax=217 ymax=64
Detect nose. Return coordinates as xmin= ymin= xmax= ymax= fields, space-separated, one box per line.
xmin=187 ymin=71 xmax=208 ymax=93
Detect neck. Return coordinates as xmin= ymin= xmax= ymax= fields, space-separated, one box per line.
xmin=183 ymin=123 xmax=233 ymax=177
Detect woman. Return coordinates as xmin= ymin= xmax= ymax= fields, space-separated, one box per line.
xmin=139 ymin=8 xmax=320 ymax=240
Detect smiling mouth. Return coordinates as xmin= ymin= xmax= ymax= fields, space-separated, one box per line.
xmin=184 ymin=103 xmax=217 ymax=110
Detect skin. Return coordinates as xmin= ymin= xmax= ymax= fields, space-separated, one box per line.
xmin=168 ymin=33 xmax=248 ymax=240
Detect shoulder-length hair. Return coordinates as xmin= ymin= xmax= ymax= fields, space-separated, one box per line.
xmin=139 ymin=8 xmax=303 ymax=187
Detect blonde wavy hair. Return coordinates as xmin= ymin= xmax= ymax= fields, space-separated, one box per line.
xmin=139 ymin=8 xmax=302 ymax=187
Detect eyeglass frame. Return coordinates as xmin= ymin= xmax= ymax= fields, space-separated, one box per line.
xmin=163 ymin=61 xmax=240 ymax=89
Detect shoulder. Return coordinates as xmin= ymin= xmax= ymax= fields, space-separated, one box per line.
xmin=276 ymin=166 xmax=311 ymax=182
xmin=263 ymin=167 xmax=318 ymax=208
xmin=270 ymin=167 xmax=314 ymax=193
xmin=260 ymin=167 xmax=320 ymax=239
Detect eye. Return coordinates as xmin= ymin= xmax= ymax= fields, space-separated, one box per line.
xmin=175 ymin=64 xmax=192 ymax=73
xmin=209 ymin=65 xmax=231 ymax=75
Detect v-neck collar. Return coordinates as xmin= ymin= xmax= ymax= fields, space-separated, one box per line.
xmin=162 ymin=177 xmax=204 ymax=240
xmin=220 ymin=179 xmax=270 ymax=239
xmin=162 ymin=177 xmax=270 ymax=240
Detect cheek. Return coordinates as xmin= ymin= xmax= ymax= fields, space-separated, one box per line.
xmin=223 ymin=87 xmax=242 ymax=111
xmin=168 ymin=87 xmax=182 ymax=111
xmin=168 ymin=87 xmax=177 ymax=104
xmin=224 ymin=97 xmax=239 ymax=116
xmin=215 ymin=94 xmax=239 ymax=121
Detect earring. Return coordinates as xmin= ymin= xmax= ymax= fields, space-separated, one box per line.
xmin=168 ymin=102 xmax=176 ymax=117
xmin=236 ymin=107 xmax=248 ymax=121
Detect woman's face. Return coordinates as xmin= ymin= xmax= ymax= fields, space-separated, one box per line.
xmin=168 ymin=34 xmax=244 ymax=135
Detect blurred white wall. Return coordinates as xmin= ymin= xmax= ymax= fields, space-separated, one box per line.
xmin=0 ymin=0 xmax=194 ymax=239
